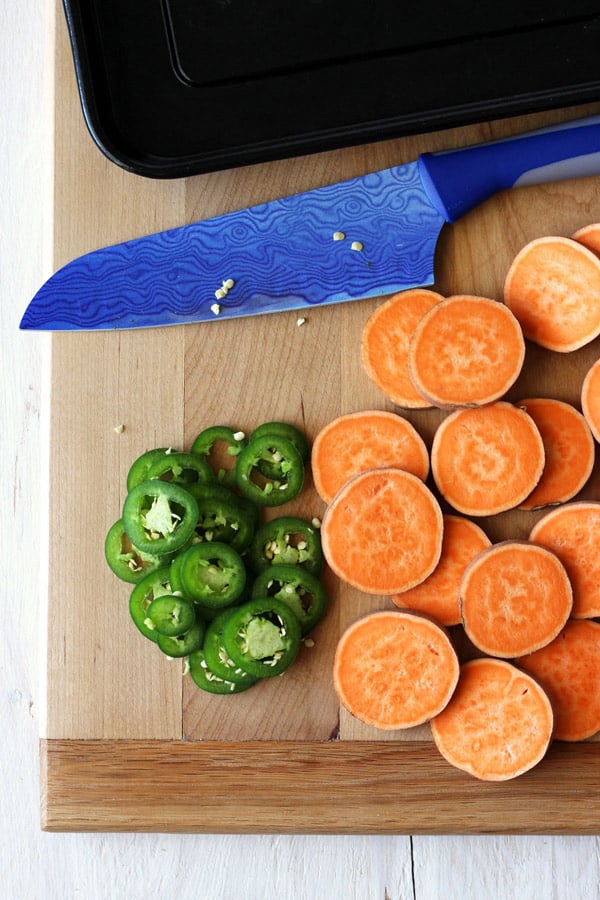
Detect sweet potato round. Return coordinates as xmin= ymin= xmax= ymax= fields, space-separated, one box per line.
xmin=431 ymin=658 xmax=554 ymax=781
xmin=333 ymin=610 xmax=459 ymax=730
xmin=321 ymin=467 xmax=443 ymax=595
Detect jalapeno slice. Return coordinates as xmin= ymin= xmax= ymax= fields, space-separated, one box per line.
xmin=248 ymin=516 xmax=323 ymax=576
xmin=191 ymin=425 xmax=247 ymax=486
xmin=185 ymin=482 xmax=257 ymax=553
xmin=129 ymin=566 xmax=174 ymax=643
xmin=157 ymin=621 xmax=206 ymax=658
xmin=188 ymin=648 xmax=257 ymax=694
xmin=146 ymin=594 xmax=196 ymax=636
xmin=126 ymin=448 xmax=170 ymax=491
xmin=123 ymin=480 xmax=199 ymax=555
xmin=104 ymin=518 xmax=166 ymax=583
xmin=203 ymin=610 xmax=260 ymax=686
xmin=235 ymin=434 xmax=304 ymax=507
xmin=250 ymin=564 xmax=327 ymax=636
xmin=221 ymin=597 xmax=301 ymax=678
xmin=178 ymin=541 xmax=246 ymax=608
xmin=250 ymin=422 xmax=309 ymax=478
xmin=146 ymin=451 xmax=214 ymax=486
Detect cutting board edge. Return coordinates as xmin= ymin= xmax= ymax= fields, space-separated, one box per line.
xmin=40 ymin=737 xmax=600 ymax=834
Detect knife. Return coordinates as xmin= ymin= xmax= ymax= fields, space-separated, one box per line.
xmin=20 ymin=114 xmax=600 ymax=331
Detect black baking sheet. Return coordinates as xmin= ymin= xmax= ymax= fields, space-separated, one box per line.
xmin=63 ymin=0 xmax=600 ymax=179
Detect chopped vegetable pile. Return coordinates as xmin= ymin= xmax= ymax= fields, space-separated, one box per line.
xmin=327 ymin=222 xmax=600 ymax=780
xmin=105 ymin=422 xmax=327 ymax=694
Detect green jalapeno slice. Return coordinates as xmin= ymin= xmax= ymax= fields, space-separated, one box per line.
xmin=123 ymin=480 xmax=199 ymax=555
xmin=248 ymin=516 xmax=323 ymax=575
xmin=191 ymin=425 xmax=247 ymax=486
xmin=221 ymin=597 xmax=301 ymax=678
xmin=250 ymin=563 xmax=327 ymax=636
xmin=250 ymin=422 xmax=309 ymax=478
xmin=185 ymin=482 xmax=258 ymax=553
xmin=129 ymin=566 xmax=174 ymax=643
xmin=146 ymin=594 xmax=196 ymax=636
xmin=104 ymin=518 xmax=166 ymax=583
xmin=157 ymin=621 xmax=206 ymax=658
xmin=203 ymin=610 xmax=260 ymax=685
xmin=188 ymin=647 xmax=257 ymax=694
xmin=235 ymin=434 xmax=304 ymax=507
xmin=126 ymin=448 xmax=170 ymax=491
xmin=146 ymin=451 xmax=214 ymax=486
xmin=178 ymin=541 xmax=246 ymax=608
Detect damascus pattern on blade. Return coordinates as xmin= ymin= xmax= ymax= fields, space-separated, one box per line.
xmin=21 ymin=161 xmax=445 ymax=330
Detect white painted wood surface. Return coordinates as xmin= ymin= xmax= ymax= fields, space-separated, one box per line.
xmin=2 ymin=1 xmax=600 ymax=897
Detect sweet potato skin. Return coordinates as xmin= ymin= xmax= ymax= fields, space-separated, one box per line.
xmin=333 ymin=609 xmax=460 ymax=730
xmin=431 ymin=658 xmax=554 ymax=781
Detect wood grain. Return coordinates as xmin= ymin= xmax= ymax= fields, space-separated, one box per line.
xmin=43 ymin=0 xmax=600 ymax=831
xmin=41 ymin=739 xmax=600 ymax=834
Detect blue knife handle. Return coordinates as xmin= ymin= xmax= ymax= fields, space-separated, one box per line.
xmin=418 ymin=114 xmax=600 ymax=223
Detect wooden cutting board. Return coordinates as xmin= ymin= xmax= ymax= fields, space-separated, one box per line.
xmin=41 ymin=6 xmax=600 ymax=832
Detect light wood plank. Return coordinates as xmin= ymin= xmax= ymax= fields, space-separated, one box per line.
xmin=41 ymin=738 xmax=600 ymax=833
xmin=45 ymin=6 xmax=187 ymax=740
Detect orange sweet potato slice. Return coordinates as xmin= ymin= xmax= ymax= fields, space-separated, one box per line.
xmin=391 ymin=514 xmax=491 ymax=626
xmin=320 ymin=467 xmax=443 ymax=595
xmin=430 ymin=658 xmax=554 ymax=781
xmin=311 ymin=409 xmax=429 ymax=504
xmin=517 ymin=619 xmax=600 ymax=742
xmin=360 ymin=288 xmax=444 ymax=408
xmin=529 ymin=502 xmax=600 ymax=618
xmin=333 ymin=609 xmax=460 ymax=730
xmin=517 ymin=397 xmax=595 ymax=509
xmin=503 ymin=235 xmax=600 ymax=352
xmin=581 ymin=358 xmax=600 ymax=443
xmin=572 ymin=222 xmax=600 ymax=256
xmin=408 ymin=295 xmax=525 ymax=408
xmin=459 ymin=540 xmax=573 ymax=658
xmin=430 ymin=401 xmax=545 ymax=516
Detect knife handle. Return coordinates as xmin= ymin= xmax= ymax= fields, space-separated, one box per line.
xmin=417 ymin=114 xmax=600 ymax=223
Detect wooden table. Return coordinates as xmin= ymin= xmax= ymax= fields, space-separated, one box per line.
xmin=4 ymin=0 xmax=600 ymax=895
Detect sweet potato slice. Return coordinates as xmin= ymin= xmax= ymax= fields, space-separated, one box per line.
xmin=572 ymin=222 xmax=600 ymax=256
xmin=333 ymin=610 xmax=460 ymax=730
xmin=408 ymin=295 xmax=525 ymax=408
xmin=581 ymin=358 xmax=600 ymax=442
xmin=460 ymin=541 xmax=573 ymax=658
xmin=503 ymin=235 xmax=600 ymax=352
xmin=310 ymin=409 xmax=429 ymax=504
xmin=517 ymin=397 xmax=594 ymax=509
xmin=320 ymin=467 xmax=443 ymax=595
xmin=529 ymin=502 xmax=600 ymax=618
xmin=431 ymin=658 xmax=553 ymax=781
xmin=360 ymin=288 xmax=444 ymax=408
xmin=392 ymin=515 xmax=491 ymax=626
xmin=430 ymin=401 xmax=545 ymax=516
xmin=517 ymin=619 xmax=600 ymax=742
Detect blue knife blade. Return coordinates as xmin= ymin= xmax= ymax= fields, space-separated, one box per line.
xmin=20 ymin=114 xmax=600 ymax=331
